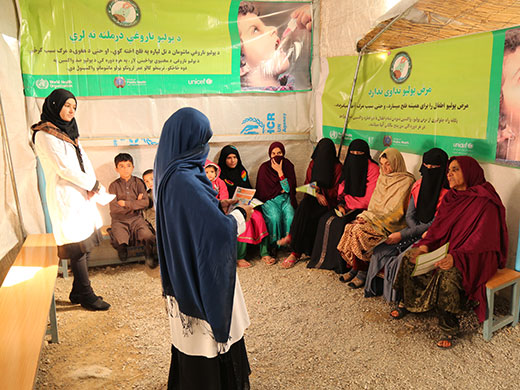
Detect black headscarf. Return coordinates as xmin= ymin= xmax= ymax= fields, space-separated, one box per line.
xmin=41 ymin=89 xmax=79 ymax=140
xmin=416 ymin=147 xmax=449 ymax=223
xmin=342 ymin=139 xmax=375 ymax=197
xmin=218 ymin=145 xmax=252 ymax=196
xmin=310 ymin=138 xmax=339 ymax=189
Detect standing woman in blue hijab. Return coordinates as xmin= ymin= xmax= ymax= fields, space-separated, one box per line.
xmin=154 ymin=108 xmax=253 ymax=390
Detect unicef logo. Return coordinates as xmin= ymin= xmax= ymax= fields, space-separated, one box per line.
xmin=240 ymin=117 xmax=265 ymax=135
xmin=206 ymin=78 xmax=213 ymax=85
xmin=107 ymin=0 xmax=141 ymax=27
xmin=390 ymin=52 xmax=412 ymax=84
xmin=35 ymin=79 xmax=49 ymax=89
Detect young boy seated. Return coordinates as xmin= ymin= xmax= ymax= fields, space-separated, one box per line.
xmin=142 ymin=169 xmax=156 ymax=232
xmin=238 ymin=2 xmax=293 ymax=91
xmin=108 ymin=153 xmax=157 ymax=268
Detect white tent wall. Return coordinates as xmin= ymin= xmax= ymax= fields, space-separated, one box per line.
xmin=0 ymin=0 xmax=46 ymax=263
xmin=0 ymin=37 xmax=23 ymax=260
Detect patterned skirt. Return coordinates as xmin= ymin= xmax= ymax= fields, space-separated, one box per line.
xmin=337 ymin=220 xmax=385 ymax=265
xmin=393 ymin=250 xmax=466 ymax=335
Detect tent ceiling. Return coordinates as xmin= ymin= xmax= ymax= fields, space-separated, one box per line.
xmin=357 ymin=0 xmax=520 ymax=52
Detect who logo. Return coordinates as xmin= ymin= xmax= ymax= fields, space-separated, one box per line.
xmin=35 ymin=79 xmax=49 ymax=89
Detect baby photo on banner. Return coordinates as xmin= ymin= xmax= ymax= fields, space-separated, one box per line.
xmin=496 ymin=27 xmax=520 ymax=164
xmin=236 ymin=1 xmax=312 ymax=92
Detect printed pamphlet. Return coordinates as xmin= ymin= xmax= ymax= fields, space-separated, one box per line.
xmin=296 ymin=181 xmax=317 ymax=197
xmin=229 ymin=187 xmax=263 ymax=211
xmin=411 ymin=242 xmax=450 ymax=277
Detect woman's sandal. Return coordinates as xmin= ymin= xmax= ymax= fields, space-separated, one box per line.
xmin=390 ymin=305 xmax=409 ymax=320
xmin=261 ymin=256 xmax=277 ymax=266
xmin=339 ymin=271 xmax=357 ymax=283
xmin=276 ymin=236 xmax=291 ymax=247
xmin=437 ymin=335 xmax=456 ymax=349
xmin=347 ymin=277 xmax=365 ymax=289
xmin=237 ymin=259 xmax=252 ymax=268
xmin=281 ymin=254 xmax=298 ymax=269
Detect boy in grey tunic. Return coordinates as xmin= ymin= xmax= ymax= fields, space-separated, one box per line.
xmin=109 ymin=153 xmax=157 ymax=268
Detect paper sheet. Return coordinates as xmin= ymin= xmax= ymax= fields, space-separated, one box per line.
xmin=411 ymin=242 xmax=450 ymax=277
xmin=296 ymin=181 xmax=317 ymax=197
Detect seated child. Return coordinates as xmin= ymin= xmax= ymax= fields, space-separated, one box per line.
xmin=204 ymin=160 xmax=229 ymax=200
xmin=142 ymin=169 xmax=156 ymax=232
xmin=109 ymin=153 xmax=157 ymax=268
xmin=238 ymin=2 xmax=295 ymax=91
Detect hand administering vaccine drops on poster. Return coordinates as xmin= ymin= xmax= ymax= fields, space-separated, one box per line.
xmin=262 ymin=4 xmax=312 ymax=77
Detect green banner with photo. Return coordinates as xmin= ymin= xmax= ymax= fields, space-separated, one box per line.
xmin=19 ymin=0 xmax=312 ymax=96
xmin=322 ymin=28 xmax=509 ymax=162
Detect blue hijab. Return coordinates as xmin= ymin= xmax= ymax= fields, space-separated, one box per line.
xmin=154 ymin=107 xmax=237 ymax=343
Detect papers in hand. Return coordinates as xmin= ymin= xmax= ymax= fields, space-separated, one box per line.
xmin=92 ymin=189 xmax=116 ymax=206
xmin=411 ymin=242 xmax=449 ymax=277
xmin=229 ymin=187 xmax=263 ymax=211
xmin=296 ymin=181 xmax=317 ymax=197
xmin=249 ymin=198 xmax=264 ymax=208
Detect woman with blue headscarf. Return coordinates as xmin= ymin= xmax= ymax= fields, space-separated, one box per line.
xmin=154 ymin=108 xmax=252 ymax=390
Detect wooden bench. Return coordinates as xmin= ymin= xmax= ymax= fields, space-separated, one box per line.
xmin=0 ymin=234 xmax=59 ymax=390
xmin=483 ymin=268 xmax=520 ymax=341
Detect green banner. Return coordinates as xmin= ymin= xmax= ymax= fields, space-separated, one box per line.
xmin=19 ymin=0 xmax=312 ymax=96
xmin=322 ymin=28 xmax=510 ymax=162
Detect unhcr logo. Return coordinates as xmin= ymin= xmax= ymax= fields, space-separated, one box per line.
xmin=240 ymin=117 xmax=265 ymax=135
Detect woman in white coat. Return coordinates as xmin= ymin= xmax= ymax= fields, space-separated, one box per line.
xmin=32 ymin=89 xmax=110 ymax=311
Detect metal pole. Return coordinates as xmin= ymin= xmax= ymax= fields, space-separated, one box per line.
xmin=0 ymin=93 xmax=27 ymax=239
xmin=336 ymin=5 xmax=414 ymax=158
xmin=337 ymin=52 xmax=363 ymax=158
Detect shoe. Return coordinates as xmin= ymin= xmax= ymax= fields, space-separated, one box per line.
xmin=81 ymin=297 xmax=111 ymax=311
xmin=70 ymin=294 xmax=103 ymax=304
xmin=261 ymin=255 xmax=277 ymax=266
xmin=237 ymin=259 xmax=252 ymax=268
xmin=277 ymin=235 xmax=291 ymax=247
xmin=390 ymin=305 xmax=409 ymax=319
xmin=281 ymin=254 xmax=299 ymax=269
xmin=339 ymin=270 xmax=357 ymax=283
xmin=146 ymin=256 xmax=158 ymax=269
xmin=117 ymin=245 xmax=128 ymax=262
xmin=436 ymin=335 xmax=456 ymax=349
xmin=347 ymin=277 xmax=365 ymax=289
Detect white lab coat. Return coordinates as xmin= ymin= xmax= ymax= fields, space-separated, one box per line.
xmin=34 ymin=130 xmax=102 ymax=246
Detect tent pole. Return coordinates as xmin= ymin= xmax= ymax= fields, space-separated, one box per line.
xmin=0 ymin=94 xmax=27 ymax=239
xmin=337 ymin=5 xmax=414 ymax=158
xmin=337 ymin=52 xmax=363 ymax=158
